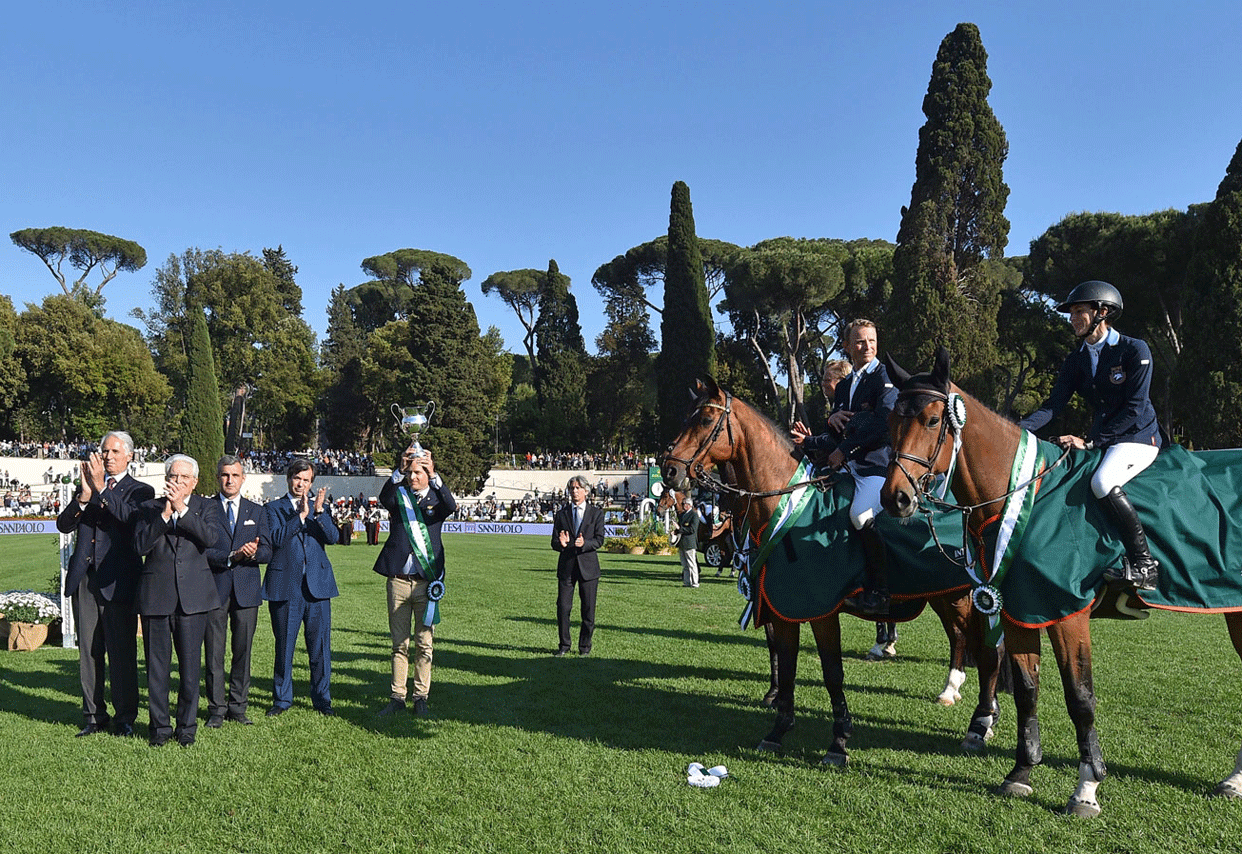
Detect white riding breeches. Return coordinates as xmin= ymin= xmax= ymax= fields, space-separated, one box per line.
xmin=1090 ymin=442 xmax=1159 ymax=499
xmin=848 ymin=467 xmax=886 ymax=530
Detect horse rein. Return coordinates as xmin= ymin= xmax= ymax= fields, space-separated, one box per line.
xmin=891 ymin=385 xmax=1071 ymax=570
xmin=664 ymin=392 xmax=838 ymax=501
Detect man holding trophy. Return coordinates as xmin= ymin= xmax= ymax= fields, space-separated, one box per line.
xmin=374 ymin=403 xmax=457 ymax=717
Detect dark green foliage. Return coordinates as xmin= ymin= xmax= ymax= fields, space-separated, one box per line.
xmin=1178 ymin=139 xmax=1242 ymax=447
xmin=889 ymin=22 xmax=1010 ymax=391
xmin=261 ymin=245 xmax=304 ymax=315
xmin=138 ymin=249 xmax=320 ymax=450
xmin=330 ymin=248 xmax=502 ymax=491
xmin=0 ymin=295 xmax=25 ymax=429
xmin=183 ymin=307 xmax=225 ymax=495
xmin=590 ymin=289 xmax=657 ymax=450
xmin=10 ymin=226 xmax=147 ymax=302
xmin=481 ymin=268 xmax=544 ymax=369
xmin=401 ymin=262 xmax=503 ymax=495
xmin=320 ymin=284 xmax=373 ymax=449
xmin=1024 ymin=209 xmax=1201 ymax=431
xmin=12 ymin=295 xmax=170 ymax=445
xmin=721 ymin=238 xmax=893 ymax=424
xmin=657 ymin=181 xmax=715 ymax=441
xmin=533 ymin=259 xmax=589 ymax=448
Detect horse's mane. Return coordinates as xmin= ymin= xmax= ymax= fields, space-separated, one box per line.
xmin=692 ymin=386 xmax=795 ymax=453
xmin=895 ymin=369 xmax=1021 ymax=439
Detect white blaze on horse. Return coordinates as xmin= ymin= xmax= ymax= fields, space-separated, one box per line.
xmin=881 ymin=344 xmax=1242 ymax=817
xmin=661 ymin=377 xmax=1001 ymax=766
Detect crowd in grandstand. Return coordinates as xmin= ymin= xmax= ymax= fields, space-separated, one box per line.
xmin=503 ymin=450 xmax=652 ymax=471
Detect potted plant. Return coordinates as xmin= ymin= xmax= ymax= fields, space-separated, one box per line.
xmin=0 ymin=590 xmax=61 ymax=651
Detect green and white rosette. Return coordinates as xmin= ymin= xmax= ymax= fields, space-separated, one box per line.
xmin=737 ymin=459 xmax=817 ymax=629
xmin=397 ymin=486 xmax=444 ymax=626
xmin=967 ymin=428 xmax=1044 ymax=647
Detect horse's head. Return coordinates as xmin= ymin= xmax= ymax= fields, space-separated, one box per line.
xmin=661 ymin=376 xmax=734 ymax=492
xmin=881 ymin=344 xmax=960 ymax=518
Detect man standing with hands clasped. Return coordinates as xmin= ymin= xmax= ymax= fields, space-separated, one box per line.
xmin=262 ymin=459 xmax=339 ymax=717
xmin=551 ymin=475 xmax=605 ymax=656
xmin=373 ymin=444 xmax=456 ymax=717
xmin=132 ymin=454 xmax=227 ymax=746
xmin=206 ymin=455 xmax=271 ymax=727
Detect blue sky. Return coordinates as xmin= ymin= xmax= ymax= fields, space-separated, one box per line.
xmin=2 ymin=1 xmax=1239 ymax=356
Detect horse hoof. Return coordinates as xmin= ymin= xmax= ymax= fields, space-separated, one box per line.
xmin=756 ymin=739 xmax=782 ymax=753
xmin=761 ymin=691 xmax=778 ymax=708
xmin=1212 ymin=781 xmax=1242 ymax=799
xmin=998 ymin=780 xmax=1033 ymax=799
xmin=936 ymin=690 xmax=961 ymax=707
xmin=961 ymin=733 xmax=988 ymax=754
xmin=1066 ymin=797 xmax=1101 ymax=818
xmin=821 ymin=751 xmax=848 ymax=768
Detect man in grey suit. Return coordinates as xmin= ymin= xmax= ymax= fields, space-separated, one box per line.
xmin=56 ymin=430 xmax=154 ymax=737
xmin=133 ymin=454 xmax=227 ymax=747
xmin=205 ymin=455 xmax=271 ymax=727
xmin=550 ymin=475 xmax=606 ymax=656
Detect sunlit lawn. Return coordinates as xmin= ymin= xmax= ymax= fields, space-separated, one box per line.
xmin=2 ymin=533 xmax=1240 ymax=853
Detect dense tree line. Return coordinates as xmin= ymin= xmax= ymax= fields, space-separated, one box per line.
xmin=5 ymin=21 xmax=1242 ymax=480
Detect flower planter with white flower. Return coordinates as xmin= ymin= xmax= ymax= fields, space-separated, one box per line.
xmin=0 ymin=590 xmax=61 ymax=652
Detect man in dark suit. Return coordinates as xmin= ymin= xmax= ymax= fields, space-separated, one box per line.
xmin=262 ymin=458 xmax=339 ymax=716
xmin=373 ymin=444 xmax=457 ymax=717
xmin=550 ymin=475 xmax=606 ymax=656
xmin=205 ymin=454 xmax=271 ymax=727
xmin=132 ymin=454 xmax=227 ymax=746
xmin=56 ymin=430 xmax=154 ymax=737
xmin=791 ymin=319 xmax=897 ymax=615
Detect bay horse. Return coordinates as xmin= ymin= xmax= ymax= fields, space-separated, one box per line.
xmin=661 ymin=377 xmax=1000 ymax=766
xmin=880 ymin=345 xmax=1242 ymax=816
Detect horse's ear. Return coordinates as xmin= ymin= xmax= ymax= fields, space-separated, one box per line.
xmin=701 ymin=375 xmax=720 ymax=397
xmin=931 ymin=345 xmax=951 ymax=390
xmin=882 ymin=353 xmax=910 ymax=389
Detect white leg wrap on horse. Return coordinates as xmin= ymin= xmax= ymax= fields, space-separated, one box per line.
xmin=1068 ymin=762 xmax=1102 ymax=817
xmin=1215 ymin=748 xmax=1242 ymax=798
xmin=937 ymin=668 xmax=966 ymax=705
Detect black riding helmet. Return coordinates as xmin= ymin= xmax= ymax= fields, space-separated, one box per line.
xmin=1056 ymin=280 xmax=1124 ymax=317
xmin=1056 ymin=280 xmax=1123 ymax=338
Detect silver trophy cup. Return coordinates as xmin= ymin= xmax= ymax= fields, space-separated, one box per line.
xmin=391 ymin=401 xmax=436 ymax=456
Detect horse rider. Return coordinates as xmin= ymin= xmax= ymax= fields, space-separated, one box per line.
xmin=1019 ymin=280 xmax=1164 ymax=592
xmin=791 ymin=320 xmax=898 ymax=615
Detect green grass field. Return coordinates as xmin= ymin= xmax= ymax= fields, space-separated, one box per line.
xmin=2 ymin=532 xmax=1240 ymax=853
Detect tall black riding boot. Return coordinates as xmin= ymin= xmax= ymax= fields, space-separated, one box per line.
xmin=856 ymin=521 xmax=891 ymax=616
xmin=1101 ymin=486 xmax=1160 ymax=591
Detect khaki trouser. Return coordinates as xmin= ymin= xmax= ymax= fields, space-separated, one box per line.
xmin=386 ymin=575 xmax=434 ymax=701
xmin=680 ymin=546 xmax=700 ymax=587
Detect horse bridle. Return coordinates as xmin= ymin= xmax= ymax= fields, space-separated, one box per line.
xmin=891 ymin=387 xmax=957 ymax=501
xmin=664 ymin=392 xmax=838 ymax=500
xmin=663 ymin=391 xmax=735 ymax=488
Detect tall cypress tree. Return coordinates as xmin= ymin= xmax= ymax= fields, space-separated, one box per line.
xmin=657 ymin=181 xmax=714 ymax=440
xmin=1178 ymin=138 xmax=1242 ymax=447
xmin=183 ymin=305 xmax=225 ymax=494
xmin=533 ymin=259 xmax=588 ymax=448
xmin=889 ymin=23 xmax=1010 ymax=387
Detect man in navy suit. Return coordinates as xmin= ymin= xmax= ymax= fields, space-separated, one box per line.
xmin=56 ymin=430 xmax=154 ymax=737
xmin=262 ymin=458 xmax=339 ymax=716
xmin=133 ymin=454 xmax=227 ymax=746
xmin=205 ymin=455 xmax=271 ymax=727
xmin=373 ymin=445 xmax=457 ymax=717
xmin=550 ymin=475 xmax=606 ymax=656
xmin=791 ymin=319 xmax=898 ymax=615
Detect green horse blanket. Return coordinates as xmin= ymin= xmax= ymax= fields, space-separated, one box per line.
xmin=747 ymin=443 xmax=1242 ymax=629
